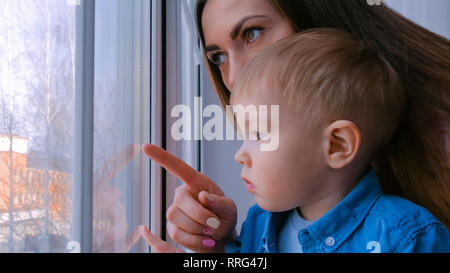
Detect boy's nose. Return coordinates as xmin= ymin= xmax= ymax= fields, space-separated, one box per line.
xmin=234 ymin=145 xmax=251 ymax=168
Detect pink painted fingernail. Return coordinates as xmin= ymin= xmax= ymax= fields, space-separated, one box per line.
xmin=203 ymin=226 xmax=216 ymax=236
xmin=202 ymin=239 xmax=215 ymax=248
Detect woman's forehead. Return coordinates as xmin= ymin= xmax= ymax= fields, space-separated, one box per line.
xmin=202 ymin=0 xmax=278 ymax=43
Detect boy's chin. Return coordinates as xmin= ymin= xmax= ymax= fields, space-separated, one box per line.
xmin=255 ymin=198 xmax=293 ymax=213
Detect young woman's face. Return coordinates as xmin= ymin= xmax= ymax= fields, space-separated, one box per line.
xmin=202 ymin=0 xmax=296 ymax=92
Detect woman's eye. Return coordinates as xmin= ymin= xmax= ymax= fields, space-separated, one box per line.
xmin=244 ymin=28 xmax=263 ymax=43
xmin=211 ymin=53 xmax=226 ymax=66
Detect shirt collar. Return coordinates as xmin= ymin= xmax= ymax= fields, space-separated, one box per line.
xmin=261 ymin=209 xmax=289 ymax=253
xmin=261 ymin=168 xmax=382 ymax=252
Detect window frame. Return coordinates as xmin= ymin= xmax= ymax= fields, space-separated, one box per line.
xmin=72 ymin=0 xmax=95 ymax=254
xmin=72 ymin=0 xmax=155 ymax=253
xmin=150 ymin=0 xmax=165 ymax=249
xmin=162 ymin=0 xmax=202 ymax=251
xmin=72 ymin=0 xmax=201 ymax=253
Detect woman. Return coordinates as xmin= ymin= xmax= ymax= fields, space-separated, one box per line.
xmin=142 ymin=0 xmax=450 ymax=253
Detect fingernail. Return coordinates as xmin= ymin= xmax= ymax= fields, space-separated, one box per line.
xmin=206 ymin=217 xmax=220 ymax=229
xmin=142 ymin=225 xmax=149 ymax=233
xmin=202 ymin=239 xmax=215 ymax=248
xmin=203 ymin=226 xmax=216 ymax=236
xmin=203 ymin=191 xmax=215 ymax=203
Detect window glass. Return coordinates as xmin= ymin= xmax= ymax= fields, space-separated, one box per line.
xmin=0 ymin=0 xmax=150 ymax=253
xmin=93 ymin=0 xmax=150 ymax=253
xmin=0 ymin=0 xmax=76 ymax=253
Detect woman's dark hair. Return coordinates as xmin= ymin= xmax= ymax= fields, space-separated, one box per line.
xmin=196 ymin=0 xmax=450 ymax=229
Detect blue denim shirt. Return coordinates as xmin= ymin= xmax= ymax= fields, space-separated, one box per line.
xmin=226 ymin=169 xmax=450 ymax=253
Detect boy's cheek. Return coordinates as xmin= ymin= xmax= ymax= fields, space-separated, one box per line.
xmin=260 ymin=135 xmax=279 ymax=151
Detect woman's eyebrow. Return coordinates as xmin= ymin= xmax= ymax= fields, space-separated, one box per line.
xmin=230 ymin=15 xmax=267 ymax=39
xmin=205 ymin=44 xmax=220 ymax=53
xmin=205 ymin=14 xmax=267 ymax=53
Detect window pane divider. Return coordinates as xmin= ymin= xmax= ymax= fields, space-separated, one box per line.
xmin=73 ymin=0 xmax=95 ymax=254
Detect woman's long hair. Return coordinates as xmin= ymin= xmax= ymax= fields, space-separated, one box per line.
xmin=196 ymin=0 xmax=450 ymax=229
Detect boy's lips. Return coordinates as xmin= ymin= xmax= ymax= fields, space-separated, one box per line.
xmin=241 ymin=177 xmax=256 ymax=191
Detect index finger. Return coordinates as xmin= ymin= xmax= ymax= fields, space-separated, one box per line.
xmin=142 ymin=144 xmax=215 ymax=195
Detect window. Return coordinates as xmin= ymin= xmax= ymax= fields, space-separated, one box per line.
xmin=384 ymin=0 xmax=450 ymax=38
xmin=162 ymin=0 xmax=202 ymax=249
xmin=0 ymin=0 xmax=76 ymax=253
xmin=91 ymin=0 xmax=151 ymax=253
xmin=0 ymin=0 xmax=151 ymax=253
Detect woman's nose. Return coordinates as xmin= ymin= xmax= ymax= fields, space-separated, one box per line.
xmin=226 ymin=53 xmax=248 ymax=91
xmin=234 ymin=145 xmax=251 ymax=168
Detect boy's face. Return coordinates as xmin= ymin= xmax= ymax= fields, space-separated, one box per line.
xmin=231 ymin=84 xmax=328 ymax=212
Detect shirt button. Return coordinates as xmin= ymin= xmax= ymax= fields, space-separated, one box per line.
xmin=325 ymin=237 xmax=335 ymax=247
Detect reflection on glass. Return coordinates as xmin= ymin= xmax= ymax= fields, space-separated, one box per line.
xmin=0 ymin=0 xmax=150 ymax=253
xmin=92 ymin=0 xmax=150 ymax=253
xmin=0 ymin=0 xmax=76 ymax=252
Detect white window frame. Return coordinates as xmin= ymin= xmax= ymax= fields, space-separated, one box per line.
xmin=162 ymin=0 xmax=202 ymax=250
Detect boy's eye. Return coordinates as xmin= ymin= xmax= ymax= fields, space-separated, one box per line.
xmin=210 ymin=53 xmax=226 ymax=66
xmin=256 ymin=132 xmax=270 ymax=142
xmin=256 ymin=132 xmax=270 ymax=141
xmin=256 ymin=132 xmax=261 ymax=141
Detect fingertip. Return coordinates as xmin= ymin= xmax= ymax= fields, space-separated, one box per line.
xmin=199 ymin=191 xmax=215 ymax=203
xmin=134 ymin=143 xmax=143 ymax=154
xmin=202 ymin=226 xmax=216 ymax=236
xmin=202 ymin=238 xmax=216 ymax=248
xmin=198 ymin=191 xmax=206 ymax=203
xmin=142 ymin=143 xmax=153 ymax=154
xmin=141 ymin=226 xmax=155 ymax=242
xmin=143 ymin=144 xmax=164 ymax=159
xmin=206 ymin=217 xmax=221 ymax=229
xmin=141 ymin=225 xmax=149 ymax=233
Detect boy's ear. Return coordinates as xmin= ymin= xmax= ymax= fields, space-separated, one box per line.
xmin=322 ymin=120 xmax=361 ymax=169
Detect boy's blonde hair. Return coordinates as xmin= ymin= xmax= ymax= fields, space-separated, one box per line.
xmin=233 ymin=28 xmax=406 ymax=157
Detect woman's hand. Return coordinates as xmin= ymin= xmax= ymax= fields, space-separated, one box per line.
xmin=143 ymin=144 xmax=237 ymax=253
